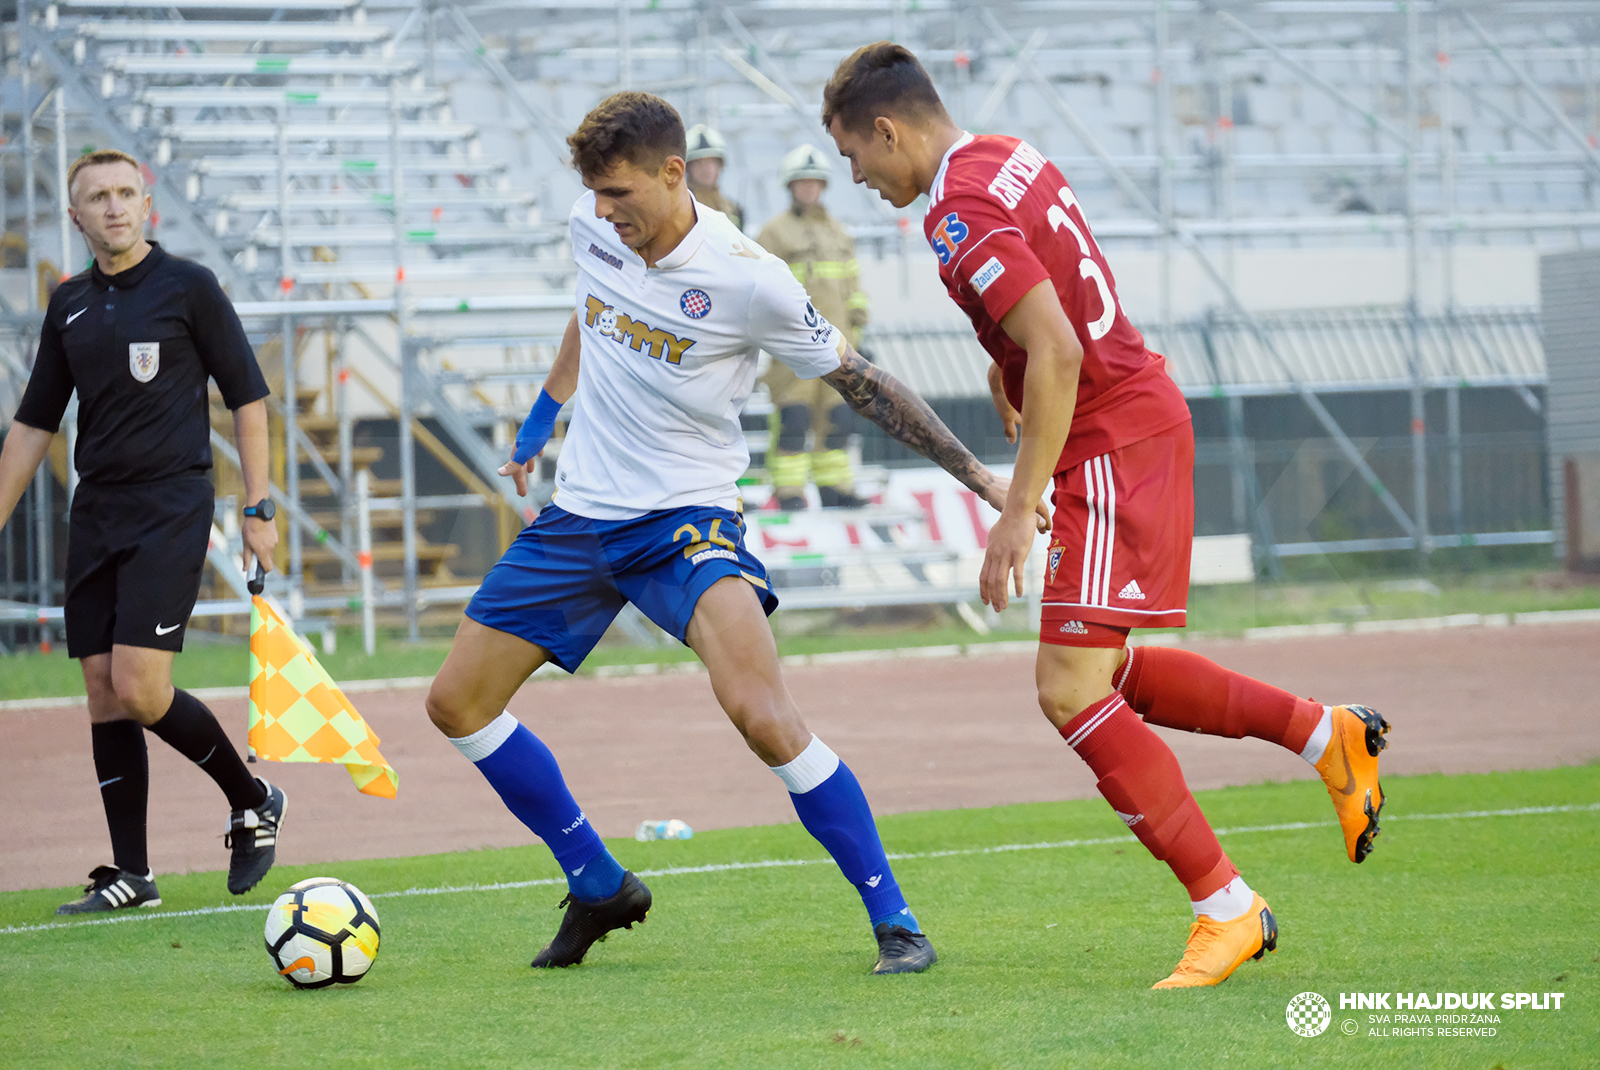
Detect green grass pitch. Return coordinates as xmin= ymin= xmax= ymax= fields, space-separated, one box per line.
xmin=3 ymin=765 xmax=1596 ymax=1070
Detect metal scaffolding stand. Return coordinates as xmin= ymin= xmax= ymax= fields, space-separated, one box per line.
xmin=3 ymin=0 xmax=1596 ymax=651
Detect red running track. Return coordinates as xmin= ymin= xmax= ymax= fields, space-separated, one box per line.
xmin=2 ymin=623 xmax=1596 ymax=893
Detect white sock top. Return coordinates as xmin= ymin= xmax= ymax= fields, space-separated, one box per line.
xmin=1299 ymin=707 xmax=1334 ymax=766
xmin=1192 ymin=875 xmax=1255 ymax=922
xmin=770 ymin=734 xmax=840 ymax=794
xmin=449 ymin=711 xmax=520 ymax=763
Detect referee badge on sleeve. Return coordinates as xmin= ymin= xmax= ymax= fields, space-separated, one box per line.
xmin=129 ymin=342 xmax=160 ymax=383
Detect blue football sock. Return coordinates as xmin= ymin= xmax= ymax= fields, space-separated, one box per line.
xmin=776 ymin=738 xmax=910 ymax=926
xmin=566 ymin=848 xmax=627 ymax=903
xmin=871 ymin=907 xmax=922 ymax=934
xmin=452 ymin=713 xmax=625 ymax=903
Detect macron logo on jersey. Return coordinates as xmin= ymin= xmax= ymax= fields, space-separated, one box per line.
xmin=583 ymin=294 xmax=696 ymax=365
xmin=587 ymin=242 xmax=624 ymax=270
xmin=930 ymin=212 xmax=969 ymax=265
xmin=987 ymin=141 xmax=1048 ymax=210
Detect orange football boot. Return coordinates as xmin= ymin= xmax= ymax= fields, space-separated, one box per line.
xmin=1152 ymin=893 xmax=1278 ymax=989
xmin=1313 ymin=704 xmax=1391 ymax=863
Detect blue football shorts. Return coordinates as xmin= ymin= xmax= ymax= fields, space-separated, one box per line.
xmin=465 ymin=502 xmax=779 ymax=672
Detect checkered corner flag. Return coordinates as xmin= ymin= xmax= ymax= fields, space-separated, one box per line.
xmin=245 ymin=565 xmax=398 ymax=798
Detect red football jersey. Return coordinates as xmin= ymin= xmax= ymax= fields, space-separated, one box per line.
xmin=925 ymin=133 xmax=1190 ymax=472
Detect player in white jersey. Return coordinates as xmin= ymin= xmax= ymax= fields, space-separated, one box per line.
xmin=554 ymin=185 xmax=839 ymax=519
xmin=424 ymin=92 xmax=1042 ymax=975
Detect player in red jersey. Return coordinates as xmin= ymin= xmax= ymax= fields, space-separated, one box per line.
xmin=824 ymin=43 xmax=1392 ymax=989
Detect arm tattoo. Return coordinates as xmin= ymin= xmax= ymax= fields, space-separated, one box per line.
xmin=822 ymin=348 xmax=992 ymax=494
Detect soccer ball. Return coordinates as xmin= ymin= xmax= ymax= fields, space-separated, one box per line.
xmin=264 ymin=877 xmax=381 ymax=989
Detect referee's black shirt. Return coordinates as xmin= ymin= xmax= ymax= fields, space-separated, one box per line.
xmin=13 ymin=242 xmax=269 ymax=486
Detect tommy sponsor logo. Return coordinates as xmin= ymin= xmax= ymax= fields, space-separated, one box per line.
xmin=584 ymin=295 xmax=696 ymax=365
xmin=929 ymin=212 xmax=968 ymax=265
xmin=129 ymin=342 xmax=160 ymax=383
xmin=680 ymin=288 xmax=712 ymax=319
xmin=561 ymin=812 xmax=589 ymax=835
xmin=1113 ymin=809 xmax=1144 ymax=828
xmin=1059 ymin=620 xmax=1089 ymax=635
xmin=971 ymin=256 xmax=1006 ymax=295
xmin=587 ymin=242 xmax=624 ymax=269
xmin=1118 ymin=579 xmax=1146 ymax=601
xmin=690 ymin=547 xmax=738 ymax=565
xmin=987 ymin=140 xmax=1048 ymax=209
xmin=66 ymin=307 xmax=88 ymax=326
xmin=1047 ymin=543 xmax=1065 ymax=583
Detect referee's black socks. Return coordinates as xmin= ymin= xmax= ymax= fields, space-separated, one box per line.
xmin=147 ymin=689 xmax=268 ymax=812
xmin=90 ymin=720 xmax=150 ymax=876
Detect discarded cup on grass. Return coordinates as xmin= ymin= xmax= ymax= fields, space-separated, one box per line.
xmin=635 ymin=819 xmax=693 ymax=841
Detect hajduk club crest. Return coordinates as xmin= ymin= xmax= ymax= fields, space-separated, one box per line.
xmin=680 ymin=289 xmax=712 ymax=319
xmin=129 ymin=342 xmax=160 ymax=383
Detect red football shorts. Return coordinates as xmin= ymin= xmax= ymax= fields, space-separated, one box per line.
xmin=1041 ymin=426 xmax=1194 ymax=647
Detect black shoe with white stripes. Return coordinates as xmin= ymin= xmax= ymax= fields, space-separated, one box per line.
xmin=225 ymin=777 xmax=287 ymax=895
xmin=56 ymin=866 xmax=162 ymax=915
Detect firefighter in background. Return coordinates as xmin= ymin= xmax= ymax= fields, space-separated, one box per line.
xmin=685 ymin=124 xmax=745 ymax=232
xmin=757 ymin=144 xmax=872 ymax=510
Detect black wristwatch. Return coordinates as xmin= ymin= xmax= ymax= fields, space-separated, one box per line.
xmin=243 ymin=498 xmax=275 ymax=522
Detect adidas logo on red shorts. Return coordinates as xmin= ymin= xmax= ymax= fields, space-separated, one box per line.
xmin=1059 ymin=620 xmax=1089 ymax=635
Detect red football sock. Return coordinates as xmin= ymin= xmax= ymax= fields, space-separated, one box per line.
xmin=1117 ymin=646 xmax=1323 ymax=756
xmin=1061 ymin=693 xmax=1237 ymax=901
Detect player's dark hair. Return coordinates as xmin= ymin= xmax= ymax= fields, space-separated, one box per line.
xmin=821 ymin=42 xmax=950 ymax=134
xmin=567 ymin=92 xmax=688 ymax=177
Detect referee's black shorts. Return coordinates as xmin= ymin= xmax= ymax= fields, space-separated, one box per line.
xmin=65 ymin=474 xmax=215 ymax=658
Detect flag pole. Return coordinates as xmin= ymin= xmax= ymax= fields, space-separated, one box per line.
xmin=246 ymin=562 xmax=265 ymax=762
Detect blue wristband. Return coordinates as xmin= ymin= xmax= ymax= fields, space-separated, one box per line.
xmin=512 ymin=389 xmax=563 ymax=465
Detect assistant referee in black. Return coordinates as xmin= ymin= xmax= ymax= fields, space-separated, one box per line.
xmin=0 ymin=149 xmax=289 ymax=914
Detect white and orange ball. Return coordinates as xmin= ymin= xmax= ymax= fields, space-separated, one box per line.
xmin=264 ymin=877 xmax=381 ymax=989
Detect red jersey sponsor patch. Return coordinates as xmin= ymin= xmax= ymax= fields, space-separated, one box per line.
xmin=926 ymin=133 xmax=1191 ymax=471
xmin=929 ymin=212 xmax=969 ymax=265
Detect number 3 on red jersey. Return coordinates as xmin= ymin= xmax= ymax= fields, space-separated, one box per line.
xmin=1045 ymin=186 xmax=1119 ymax=341
xmin=926 ymin=134 xmax=1191 ymax=474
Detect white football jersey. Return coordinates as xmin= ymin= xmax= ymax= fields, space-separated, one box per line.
xmin=553 ymin=191 xmax=844 ymax=520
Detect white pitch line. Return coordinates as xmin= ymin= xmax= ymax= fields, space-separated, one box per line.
xmin=4 ymin=801 xmax=1595 ymax=939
